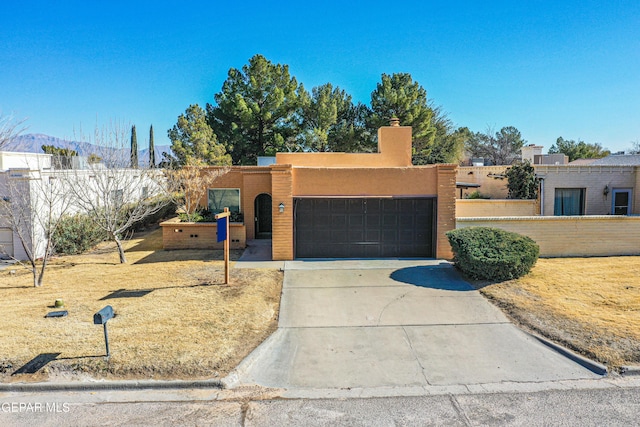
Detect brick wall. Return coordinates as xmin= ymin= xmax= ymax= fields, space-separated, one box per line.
xmin=160 ymin=218 xmax=246 ymax=250
xmin=456 ymin=216 xmax=640 ymax=257
xmin=436 ymin=164 xmax=457 ymax=259
xmin=456 ymin=199 xmax=538 ymax=217
xmin=271 ymin=165 xmax=293 ymax=260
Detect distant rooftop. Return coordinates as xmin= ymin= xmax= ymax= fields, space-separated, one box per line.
xmin=568 ymin=158 xmax=598 ymax=166
xmin=589 ymin=154 xmax=640 ymax=166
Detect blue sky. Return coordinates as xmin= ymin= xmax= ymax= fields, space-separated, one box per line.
xmin=2 ymin=0 xmax=639 ymax=153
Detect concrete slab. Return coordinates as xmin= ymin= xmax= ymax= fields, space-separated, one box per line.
xmin=234 ymin=239 xmax=285 ymax=269
xmin=236 ymin=327 xmax=425 ymax=389
xmin=404 ymin=324 xmax=597 ymax=385
xmin=284 ymin=259 xmax=449 ymax=270
xmin=280 ymin=287 xmax=507 ymax=327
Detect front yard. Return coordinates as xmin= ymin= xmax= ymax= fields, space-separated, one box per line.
xmin=476 ymin=256 xmax=640 ymax=371
xmin=0 ymin=228 xmax=282 ymax=382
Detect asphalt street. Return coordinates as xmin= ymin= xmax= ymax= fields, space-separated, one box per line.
xmin=1 ymin=379 xmax=640 ymax=426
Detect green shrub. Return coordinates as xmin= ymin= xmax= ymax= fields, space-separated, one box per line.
xmin=465 ymin=190 xmax=490 ymax=199
xmin=446 ymin=227 xmax=539 ymax=281
xmin=179 ymin=209 xmax=244 ymax=223
xmin=52 ymin=214 xmax=107 ymax=255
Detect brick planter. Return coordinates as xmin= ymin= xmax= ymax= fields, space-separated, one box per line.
xmin=160 ymin=217 xmax=246 ymax=250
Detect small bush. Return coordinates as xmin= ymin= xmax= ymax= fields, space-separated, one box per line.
xmin=52 ymin=214 xmax=107 ymax=255
xmin=465 ymin=190 xmax=490 ymax=199
xmin=446 ymin=227 xmax=539 ymax=281
xmin=179 ymin=209 xmax=244 ymax=223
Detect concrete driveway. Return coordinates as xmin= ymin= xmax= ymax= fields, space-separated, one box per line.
xmin=232 ymin=260 xmax=600 ymax=391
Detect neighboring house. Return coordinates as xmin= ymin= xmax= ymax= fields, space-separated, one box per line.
xmin=0 ymin=151 xmax=162 ymax=260
xmin=195 ymin=124 xmax=457 ymax=260
xmin=457 ymin=160 xmax=639 ymax=217
xmin=536 ymin=164 xmax=639 ymax=216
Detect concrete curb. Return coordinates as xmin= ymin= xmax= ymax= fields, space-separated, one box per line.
xmin=620 ymin=366 xmax=640 ymax=376
xmin=0 ymin=379 xmax=223 ymax=393
xmin=527 ymin=332 xmax=608 ymax=376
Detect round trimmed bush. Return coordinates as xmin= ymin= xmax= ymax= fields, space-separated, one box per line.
xmin=446 ymin=227 xmax=539 ymax=281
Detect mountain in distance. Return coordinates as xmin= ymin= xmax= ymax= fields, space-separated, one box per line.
xmin=3 ymin=134 xmax=172 ymax=167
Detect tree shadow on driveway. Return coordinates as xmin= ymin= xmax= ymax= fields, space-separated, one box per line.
xmin=389 ymin=265 xmax=475 ymax=291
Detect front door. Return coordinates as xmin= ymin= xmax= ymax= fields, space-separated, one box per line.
xmin=254 ymin=194 xmax=272 ymax=239
xmin=612 ymin=189 xmax=632 ymax=215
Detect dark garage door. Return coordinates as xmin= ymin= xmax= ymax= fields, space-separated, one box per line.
xmin=294 ymin=198 xmax=435 ymax=258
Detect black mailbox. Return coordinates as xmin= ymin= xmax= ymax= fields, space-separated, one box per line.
xmin=93 ymin=305 xmax=114 ymax=325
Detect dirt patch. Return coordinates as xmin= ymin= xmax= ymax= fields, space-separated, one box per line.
xmin=0 ymin=228 xmax=282 ymax=383
xmin=466 ymin=256 xmax=640 ymax=371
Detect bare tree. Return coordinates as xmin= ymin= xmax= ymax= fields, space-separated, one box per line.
xmin=63 ymin=124 xmax=171 ymax=263
xmin=0 ymin=114 xmax=27 ymax=150
xmin=0 ymin=165 xmax=73 ymax=287
xmin=165 ymin=159 xmax=229 ymax=222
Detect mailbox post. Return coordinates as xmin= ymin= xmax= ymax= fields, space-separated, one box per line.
xmin=215 ymin=207 xmax=231 ymax=284
xmin=93 ymin=305 xmax=114 ymax=358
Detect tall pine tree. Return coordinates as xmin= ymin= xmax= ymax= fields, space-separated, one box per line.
xmin=130 ymin=125 xmax=138 ymax=168
xmin=149 ymin=125 xmax=155 ymax=168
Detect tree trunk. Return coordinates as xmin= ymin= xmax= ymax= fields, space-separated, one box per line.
xmin=114 ymin=234 xmax=127 ymax=263
xmin=29 ymin=262 xmax=40 ymax=287
xmin=36 ymin=256 xmax=48 ymax=287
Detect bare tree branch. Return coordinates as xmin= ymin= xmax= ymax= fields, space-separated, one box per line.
xmin=0 ymin=114 xmax=27 ymax=150
xmin=61 ymin=123 xmax=171 ymax=263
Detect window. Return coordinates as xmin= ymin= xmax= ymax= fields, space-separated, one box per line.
xmin=612 ymin=189 xmax=632 ymax=215
xmin=208 ymin=188 xmax=240 ymax=213
xmin=111 ymin=189 xmax=124 ymax=206
xmin=554 ymin=188 xmax=585 ymax=216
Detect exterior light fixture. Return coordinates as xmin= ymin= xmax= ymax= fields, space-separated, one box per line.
xmin=603 ymin=185 xmax=609 ymax=197
xmin=279 ymin=202 xmax=285 ymax=213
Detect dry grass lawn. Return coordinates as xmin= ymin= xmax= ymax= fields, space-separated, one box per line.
xmin=0 ymin=228 xmax=282 ymax=382
xmin=477 ymin=256 xmax=640 ymax=370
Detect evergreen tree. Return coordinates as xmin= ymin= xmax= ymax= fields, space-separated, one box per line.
xmin=149 ymin=125 xmax=155 ymax=168
xmin=298 ymin=83 xmax=373 ymax=152
xmin=368 ymin=73 xmax=462 ymax=164
xmin=505 ymin=161 xmax=538 ymax=199
xmin=130 ymin=125 xmax=138 ymax=168
xmin=168 ymin=104 xmax=231 ymax=166
xmin=207 ymin=54 xmax=302 ymax=165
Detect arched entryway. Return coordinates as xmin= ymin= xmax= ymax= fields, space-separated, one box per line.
xmin=254 ymin=193 xmax=272 ymax=239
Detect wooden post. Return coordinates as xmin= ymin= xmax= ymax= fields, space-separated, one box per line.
xmin=215 ymin=207 xmax=231 ymax=285
xmin=224 ymin=207 xmax=230 ymax=284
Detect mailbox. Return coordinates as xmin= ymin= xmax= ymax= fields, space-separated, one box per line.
xmin=93 ymin=305 xmax=114 ymax=325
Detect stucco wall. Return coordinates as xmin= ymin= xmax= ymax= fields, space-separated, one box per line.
xmin=456 ymin=199 xmax=538 ymax=217
xmin=204 ymin=167 xmax=272 ymax=240
xmin=292 ymin=167 xmax=439 ymax=197
xmin=276 ymin=126 xmax=412 ymax=168
xmin=536 ymin=165 xmax=638 ymax=216
xmin=457 ymin=166 xmax=509 ymax=199
xmin=456 ymin=216 xmax=640 ymax=257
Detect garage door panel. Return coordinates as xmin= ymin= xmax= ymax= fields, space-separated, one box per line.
xmin=365 ymin=229 xmax=380 ymax=242
xmin=295 ymin=198 xmax=435 ymax=258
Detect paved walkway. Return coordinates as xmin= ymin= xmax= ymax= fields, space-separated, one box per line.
xmin=230 ymin=260 xmax=601 ymax=392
